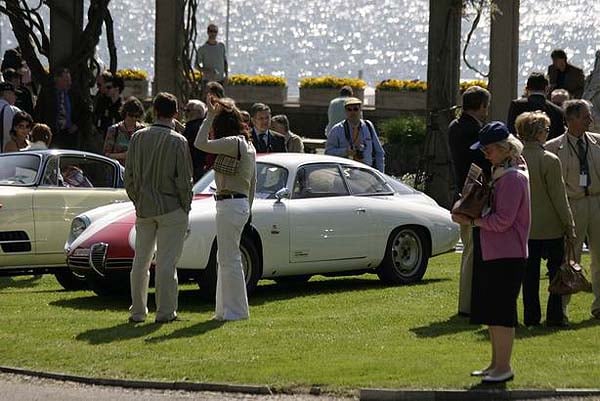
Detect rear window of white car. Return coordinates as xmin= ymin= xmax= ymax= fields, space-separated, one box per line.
xmin=0 ymin=154 xmax=40 ymax=186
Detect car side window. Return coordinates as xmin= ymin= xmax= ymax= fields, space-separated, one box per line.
xmin=255 ymin=163 xmax=288 ymax=199
xmin=293 ymin=164 xmax=349 ymax=199
xmin=341 ymin=166 xmax=393 ymax=195
xmin=58 ymin=157 xmax=116 ymax=188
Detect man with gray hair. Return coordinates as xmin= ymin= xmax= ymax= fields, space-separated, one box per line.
xmin=271 ymin=114 xmax=304 ymax=153
xmin=546 ymin=99 xmax=600 ymax=320
xmin=183 ymin=99 xmax=208 ymax=181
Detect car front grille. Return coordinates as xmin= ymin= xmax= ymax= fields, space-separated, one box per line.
xmin=68 ymin=256 xmax=133 ymax=271
xmin=89 ymin=243 xmax=108 ymax=277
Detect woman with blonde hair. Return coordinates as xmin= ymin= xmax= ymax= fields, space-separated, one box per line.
xmin=452 ymin=121 xmax=530 ymax=384
xmin=194 ymin=95 xmax=256 ymax=321
xmin=517 ymin=111 xmax=575 ymax=327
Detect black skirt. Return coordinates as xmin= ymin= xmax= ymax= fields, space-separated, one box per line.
xmin=470 ymin=227 xmax=526 ymax=328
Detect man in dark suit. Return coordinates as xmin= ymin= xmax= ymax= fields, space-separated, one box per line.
xmin=547 ymin=49 xmax=585 ymax=99
xmin=507 ymin=72 xmax=565 ymax=140
xmin=34 ymin=67 xmax=87 ymax=149
xmin=249 ymin=102 xmax=286 ymax=153
xmin=448 ymin=85 xmax=492 ymax=317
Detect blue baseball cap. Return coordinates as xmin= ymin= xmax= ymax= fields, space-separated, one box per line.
xmin=470 ymin=121 xmax=510 ymax=150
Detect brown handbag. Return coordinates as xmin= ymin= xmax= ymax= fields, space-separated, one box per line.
xmin=549 ymin=242 xmax=593 ymax=295
xmin=451 ymin=163 xmax=490 ymax=219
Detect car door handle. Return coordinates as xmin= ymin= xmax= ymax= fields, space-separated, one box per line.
xmin=355 ymin=208 xmax=366 ymax=214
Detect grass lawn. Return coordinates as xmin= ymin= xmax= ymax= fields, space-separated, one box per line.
xmin=0 ymin=252 xmax=599 ymax=393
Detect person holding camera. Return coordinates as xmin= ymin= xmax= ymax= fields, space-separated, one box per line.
xmin=325 ymin=97 xmax=385 ymax=172
xmin=194 ymin=95 xmax=256 ymax=321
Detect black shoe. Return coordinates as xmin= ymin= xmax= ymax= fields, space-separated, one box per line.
xmin=128 ymin=317 xmax=145 ymax=324
xmin=546 ymin=319 xmax=569 ymax=328
xmin=155 ymin=316 xmax=179 ymax=324
xmin=481 ymin=371 xmax=514 ymax=384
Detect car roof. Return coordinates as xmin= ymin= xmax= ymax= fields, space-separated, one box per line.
xmin=256 ymin=153 xmax=369 ymax=169
xmin=4 ymin=149 xmax=120 ymax=164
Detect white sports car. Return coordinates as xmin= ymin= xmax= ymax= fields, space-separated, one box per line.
xmin=65 ymin=153 xmax=459 ymax=296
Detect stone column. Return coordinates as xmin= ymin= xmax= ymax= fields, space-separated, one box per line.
xmin=488 ymin=0 xmax=520 ymax=121
xmin=154 ymin=0 xmax=185 ymax=99
xmin=49 ymin=0 xmax=84 ymax=70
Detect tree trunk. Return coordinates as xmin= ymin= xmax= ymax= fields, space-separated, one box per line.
xmin=423 ymin=0 xmax=462 ymax=209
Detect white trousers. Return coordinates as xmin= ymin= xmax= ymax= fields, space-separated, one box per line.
xmin=215 ymin=198 xmax=250 ymax=321
xmin=130 ymin=208 xmax=189 ymax=321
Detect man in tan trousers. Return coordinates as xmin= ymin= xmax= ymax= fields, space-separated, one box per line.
xmin=125 ymin=92 xmax=193 ymax=323
xmin=546 ymin=99 xmax=600 ymax=319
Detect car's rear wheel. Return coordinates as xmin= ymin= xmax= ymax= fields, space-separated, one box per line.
xmin=55 ymin=270 xmax=88 ymax=291
xmin=376 ymin=226 xmax=430 ymax=285
xmin=197 ymin=236 xmax=261 ymax=301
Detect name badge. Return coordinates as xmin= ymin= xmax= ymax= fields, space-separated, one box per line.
xmin=580 ymin=174 xmax=588 ymax=187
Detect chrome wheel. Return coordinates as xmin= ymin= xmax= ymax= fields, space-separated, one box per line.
xmin=377 ymin=226 xmax=430 ymax=285
xmin=391 ymin=229 xmax=423 ymax=278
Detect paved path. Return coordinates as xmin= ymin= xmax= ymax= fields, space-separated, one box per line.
xmin=0 ymin=373 xmax=354 ymax=401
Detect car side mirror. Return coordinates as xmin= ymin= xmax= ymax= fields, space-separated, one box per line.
xmin=275 ymin=187 xmax=290 ymax=202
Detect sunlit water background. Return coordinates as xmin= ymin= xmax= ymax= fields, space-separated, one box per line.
xmin=1 ymin=0 xmax=599 ymax=95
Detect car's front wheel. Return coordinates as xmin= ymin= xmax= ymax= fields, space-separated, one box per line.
xmin=197 ymin=236 xmax=261 ymax=300
xmin=376 ymin=226 xmax=430 ymax=285
xmin=55 ymin=270 xmax=88 ymax=291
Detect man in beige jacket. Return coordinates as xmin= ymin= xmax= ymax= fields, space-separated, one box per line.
xmin=545 ymin=99 xmax=600 ymax=319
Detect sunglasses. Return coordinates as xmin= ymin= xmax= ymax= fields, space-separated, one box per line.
xmin=208 ymin=29 xmax=218 ymax=33
xmin=345 ymin=106 xmax=361 ymax=112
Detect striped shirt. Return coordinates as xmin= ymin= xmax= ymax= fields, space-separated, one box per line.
xmin=125 ymin=122 xmax=194 ymax=218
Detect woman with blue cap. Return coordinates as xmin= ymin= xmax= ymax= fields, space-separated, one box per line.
xmin=452 ymin=121 xmax=530 ymax=384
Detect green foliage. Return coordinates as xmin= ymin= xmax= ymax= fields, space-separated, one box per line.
xmin=379 ymin=115 xmax=427 ymax=145
xmin=299 ymin=76 xmax=366 ymax=89
xmin=1 ymin=254 xmax=598 ymax=391
xmin=460 ymin=79 xmax=488 ymax=93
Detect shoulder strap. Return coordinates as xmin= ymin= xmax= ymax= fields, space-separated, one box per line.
xmin=236 ymin=136 xmax=241 ymax=160
xmin=364 ymin=119 xmax=376 ymax=141
xmin=343 ymin=120 xmax=351 ymax=146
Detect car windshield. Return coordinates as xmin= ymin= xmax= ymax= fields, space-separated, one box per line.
xmin=0 ymin=154 xmax=41 ymax=186
xmin=192 ymin=162 xmax=289 ymax=199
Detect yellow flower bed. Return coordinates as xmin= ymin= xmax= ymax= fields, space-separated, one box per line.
xmin=299 ymin=76 xmax=366 ymax=89
xmin=228 ymin=74 xmax=287 ymax=87
xmin=189 ymin=69 xmax=203 ymax=82
xmin=376 ymin=79 xmax=427 ymax=92
xmin=116 ymin=68 xmax=149 ymax=81
xmin=460 ymin=79 xmax=488 ymax=92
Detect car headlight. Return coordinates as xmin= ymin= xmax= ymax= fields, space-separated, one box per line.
xmin=70 ymin=216 xmax=91 ymax=242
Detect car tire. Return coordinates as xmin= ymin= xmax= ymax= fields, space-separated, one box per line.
xmin=376 ymin=226 xmax=430 ymax=285
xmin=54 ymin=271 xmax=88 ymax=291
xmin=197 ymin=236 xmax=261 ymax=300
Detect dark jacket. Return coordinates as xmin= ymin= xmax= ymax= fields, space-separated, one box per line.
xmin=251 ymin=128 xmax=286 ymax=153
xmin=34 ymin=84 xmax=88 ymax=135
xmin=507 ymin=94 xmax=565 ymax=140
xmin=548 ymin=63 xmax=585 ymax=99
xmin=448 ymin=113 xmax=491 ymax=196
xmin=183 ymin=117 xmax=207 ymax=182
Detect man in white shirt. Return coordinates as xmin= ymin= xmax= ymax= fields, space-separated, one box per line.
xmin=0 ymin=82 xmax=21 ymax=153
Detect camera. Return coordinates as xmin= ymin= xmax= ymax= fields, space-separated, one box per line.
xmin=354 ymin=143 xmax=365 ymax=160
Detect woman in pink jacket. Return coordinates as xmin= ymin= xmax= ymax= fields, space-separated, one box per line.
xmin=452 ymin=121 xmax=530 ymax=384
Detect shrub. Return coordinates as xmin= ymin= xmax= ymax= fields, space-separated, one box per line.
xmin=460 ymin=79 xmax=488 ymax=93
xmin=116 ymin=68 xmax=149 ymax=81
xmin=379 ymin=115 xmax=426 ymax=146
xmin=228 ymin=74 xmax=287 ymax=87
xmin=376 ymin=79 xmax=427 ymax=92
xmin=299 ymin=76 xmax=366 ymax=89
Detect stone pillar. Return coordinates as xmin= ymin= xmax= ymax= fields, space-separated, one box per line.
xmin=488 ymin=0 xmax=520 ymax=121
xmin=423 ymin=0 xmax=462 ymax=208
xmin=49 ymin=0 xmax=84 ymax=71
xmin=154 ymin=0 xmax=185 ymax=99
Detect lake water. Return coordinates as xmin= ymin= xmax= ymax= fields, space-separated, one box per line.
xmin=1 ymin=0 xmax=599 ymax=93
